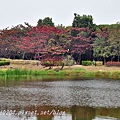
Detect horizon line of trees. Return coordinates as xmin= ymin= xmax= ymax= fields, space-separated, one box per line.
xmin=0 ymin=13 xmax=120 ymax=65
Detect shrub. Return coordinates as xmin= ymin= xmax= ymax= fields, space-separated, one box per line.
xmin=42 ymin=59 xmax=74 ymax=67
xmin=0 ymin=61 xmax=10 ymax=66
xmin=106 ymin=61 xmax=120 ymax=67
xmin=0 ymin=58 xmax=6 ymax=61
xmin=0 ymin=58 xmax=11 ymax=61
xmin=95 ymin=61 xmax=103 ymax=66
xmin=42 ymin=61 xmax=54 ymax=67
xmin=82 ymin=60 xmax=93 ymax=66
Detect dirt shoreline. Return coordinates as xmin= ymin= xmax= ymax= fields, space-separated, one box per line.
xmin=0 ymin=64 xmax=120 ymax=72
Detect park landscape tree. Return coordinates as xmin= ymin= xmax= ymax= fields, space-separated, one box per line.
xmin=70 ymin=27 xmax=94 ymax=64
xmin=93 ymin=27 xmax=110 ymax=64
xmin=93 ymin=24 xmax=120 ymax=63
xmin=0 ymin=25 xmax=24 ymax=58
xmin=71 ymin=13 xmax=96 ymax=64
xmin=0 ymin=23 xmax=33 ymax=59
xmin=108 ymin=23 xmax=120 ymax=62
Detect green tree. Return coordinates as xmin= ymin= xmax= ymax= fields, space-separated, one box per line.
xmin=109 ymin=23 xmax=120 ymax=62
xmin=43 ymin=17 xmax=54 ymax=26
xmin=37 ymin=19 xmax=43 ymax=26
xmin=37 ymin=17 xmax=54 ymax=26
xmin=72 ymin=13 xmax=95 ymax=29
xmin=93 ymin=29 xmax=110 ymax=64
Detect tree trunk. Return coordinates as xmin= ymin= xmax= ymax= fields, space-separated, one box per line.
xmin=77 ymin=54 xmax=81 ymax=65
xmin=60 ymin=63 xmax=64 ymax=70
xmin=22 ymin=52 xmax=25 ymax=59
xmin=103 ymin=57 xmax=106 ymax=65
xmin=118 ymin=54 xmax=120 ymax=62
xmin=34 ymin=53 xmax=40 ymax=60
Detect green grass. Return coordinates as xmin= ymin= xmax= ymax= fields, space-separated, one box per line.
xmin=110 ymin=71 xmax=120 ymax=79
xmin=94 ymin=71 xmax=120 ymax=79
xmin=0 ymin=68 xmax=120 ymax=80
xmin=73 ymin=68 xmax=86 ymax=71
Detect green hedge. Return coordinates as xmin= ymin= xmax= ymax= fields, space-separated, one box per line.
xmin=0 ymin=61 xmax=10 ymax=66
xmin=82 ymin=61 xmax=93 ymax=66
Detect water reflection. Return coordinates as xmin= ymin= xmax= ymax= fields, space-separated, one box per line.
xmin=0 ymin=106 xmax=120 ymax=120
xmin=0 ymin=79 xmax=120 ymax=120
xmin=93 ymin=116 xmax=118 ymax=120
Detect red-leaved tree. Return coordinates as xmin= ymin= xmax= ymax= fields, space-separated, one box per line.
xmin=70 ymin=27 xmax=94 ymax=64
xmin=14 ymin=25 xmax=70 ymax=68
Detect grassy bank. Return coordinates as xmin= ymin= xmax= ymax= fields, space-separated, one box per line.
xmin=0 ymin=59 xmax=120 ymax=80
xmin=0 ymin=67 xmax=120 ymax=80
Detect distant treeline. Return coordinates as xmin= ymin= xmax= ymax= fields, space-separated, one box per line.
xmin=0 ymin=13 xmax=120 ymax=65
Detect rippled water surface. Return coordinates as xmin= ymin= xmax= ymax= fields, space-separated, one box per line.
xmin=0 ymin=79 xmax=120 ymax=120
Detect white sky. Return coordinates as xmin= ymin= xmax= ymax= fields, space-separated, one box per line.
xmin=0 ymin=0 xmax=120 ymax=29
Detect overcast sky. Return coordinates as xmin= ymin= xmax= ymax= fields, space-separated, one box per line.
xmin=0 ymin=0 xmax=120 ymax=29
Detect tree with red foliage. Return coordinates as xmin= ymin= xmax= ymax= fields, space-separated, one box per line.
xmin=70 ymin=27 xmax=94 ymax=64
xmin=0 ymin=24 xmax=31 ymax=58
xmin=15 ymin=25 xmax=70 ymax=68
xmin=0 ymin=26 xmax=21 ymax=58
xmin=3 ymin=24 xmax=32 ymax=58
xmin=41 ymin=33 xmax=70 ymax=68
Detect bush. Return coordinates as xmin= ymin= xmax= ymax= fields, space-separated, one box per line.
xmin=82 ymin=60 xmax=93 ymax=66
xmin=0 ymin=61 xmax=10 ymax=66
xmin=0 ymin=58 xmax=6 ymax=61
xmin=42 ymin=59 xmax=74 ymax=67
xmin=106 ymin=61 xmax=120 ymax=67
xmin=9 ymin=59 xmax=40 ymax=65
xmin=42 ymin=61 xmax=54 ymax=67
xmin=95 ymin=61 xmax=103 ymax=66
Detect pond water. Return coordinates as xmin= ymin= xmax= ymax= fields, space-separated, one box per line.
xmin=0 ymin=78 xmax=120 ymax=120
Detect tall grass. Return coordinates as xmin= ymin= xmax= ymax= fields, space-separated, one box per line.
xmin=6 ymin=69 xmax=29 ymax=76
xmin=4 ymin=69 xmax=57 ymax=76
xmin=0 ymin=68 xmax=119 ymax=80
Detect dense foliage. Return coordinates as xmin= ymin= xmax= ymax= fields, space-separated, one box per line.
xmin=0 ymin=14 xmax=120 ymax=66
